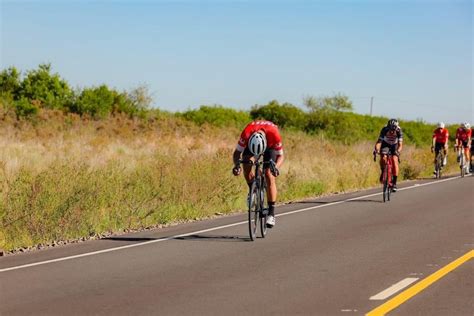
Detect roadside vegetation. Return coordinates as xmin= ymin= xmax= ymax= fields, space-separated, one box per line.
xmin=0 ymin=65 xmax=460 ymax=252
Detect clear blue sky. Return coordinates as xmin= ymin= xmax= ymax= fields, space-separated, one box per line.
xmin=1 ymin=0 xmax=472 ymax=123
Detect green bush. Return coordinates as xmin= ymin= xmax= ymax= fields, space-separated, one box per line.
xmin=17 ymin=64 xmax=73 ymax=110
xmin=180 ymin=105 xmax=251 ymax=127
xmin=69 ymin=85 xmax=136 ymax=119
xmin=0 ymin=67 xmax=21 ymax=97
xmin=14 ymin=98 xmax=39 ymax=118
xmin=250 ymin=100 xmax=307 ymax=129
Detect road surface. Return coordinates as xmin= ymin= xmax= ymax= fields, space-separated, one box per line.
xmin=1 ymin=175 xmax=473 ymax=315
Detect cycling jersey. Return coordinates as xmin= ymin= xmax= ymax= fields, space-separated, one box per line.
xmin=236 ymin=121 xmax=283 ymax=155
xmin=456 ymin=128 xmax=472 ymax=143
xmin=432 ymin=128 xmax=449 ymax=144
xmin=378 ymin=126 xmax=403 ymax=146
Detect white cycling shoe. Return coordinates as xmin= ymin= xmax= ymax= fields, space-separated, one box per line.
xmin=266 ymin=215 xmax=275 ymax=228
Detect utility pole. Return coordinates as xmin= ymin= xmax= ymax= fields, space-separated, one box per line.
xmin=370 ymin=96 xmax=374 ymax=116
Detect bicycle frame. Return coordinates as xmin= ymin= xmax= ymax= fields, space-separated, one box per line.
xmin=375 ymin=152 xmax=395 ymax=202
xmin=434 ymin=150 xmax=445 ymax=179
xmin=456 ymin=146 xmax=466 ymax=177
xmin=240 ymin=156 xmax=270 ymax=241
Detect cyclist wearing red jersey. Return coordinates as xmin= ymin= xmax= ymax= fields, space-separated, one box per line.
xmin=374 ymin=119 xmax=403 ymax=192
xmin=232 ymin=120 xmax=284 ymax=228
xmin=431 ymin=122 xmax=449 ymax=174
xmin=455 ymin=122 xmax=472 ymax=174
xmin=471 ymin=127 xmax=474 ymax=172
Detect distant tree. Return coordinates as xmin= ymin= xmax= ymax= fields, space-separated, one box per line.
xmin=304 ymin=93 xmax=353 ymax=112
xmin=71 ymin=85 xmax=116 ymax=118
xmin=17 ymin=63 xmax=73 ymax=109
xmin=0 ymin=67 xmax=21 ymax=98
xmin=125 ymin=84 xmax=153 ymax=116
xmin=250 ymin=100 xmax=307 ymax=129
xmin=180 ymin=105 xmax=251 ymax=127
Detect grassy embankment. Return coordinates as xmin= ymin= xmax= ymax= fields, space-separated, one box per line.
xmin=0 ymin=109 xmax=458 ymax=252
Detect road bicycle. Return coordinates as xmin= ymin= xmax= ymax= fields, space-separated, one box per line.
xmin=239 ymin=157 xmax=277 ymax=241
xmin=433 ymin=149 xmax=445 ymax=179
xmin=374 ymin=151 xmax=395 ymax=202
xmin=455 ymin=146 xmax=467 ymax=178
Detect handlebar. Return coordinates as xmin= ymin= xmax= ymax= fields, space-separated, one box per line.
xmin=237 ymin=159 xmax=279 ymax=176
xmin=373 ymin=151 xmax=401 ymax=163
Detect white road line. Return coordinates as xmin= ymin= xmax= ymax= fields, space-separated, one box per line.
xmin=370 ymin=278 xmax=419 ymax=300
xmin=0 ymin=175 xmax=467 ymax=273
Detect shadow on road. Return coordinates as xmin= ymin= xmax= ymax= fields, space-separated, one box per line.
xmin=289 ymin=201 xmax=333 ymax=205
xmin=103 ymin=234 xmax=250 ymax=243
xmin=175 ymin=234 xmax=249 ymax=242
xmin=347 ymin=199 xmax=382 ymax=203
xmin=103 ymin=237 xmax=157 ymax=242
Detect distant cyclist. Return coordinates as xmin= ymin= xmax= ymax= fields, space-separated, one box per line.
xmin=374 ymin=119 xmax=403 ymax=192
xmin=471 ymin=127 xmax=474 ymax=172
xmin=431 ymin=122 xmax=449 ymax=175
xmin=232 ymin=120 xmax=284 ymax=228
xmin=455 ymin=122 xmax=472 ymax=174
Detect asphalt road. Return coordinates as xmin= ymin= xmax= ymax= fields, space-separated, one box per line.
xmin=1 ymin=176 xmax=473 ymax=316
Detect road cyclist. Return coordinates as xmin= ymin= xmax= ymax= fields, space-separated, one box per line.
xmin=470 ymin=127 xmax=474 ymax=173
xmin=374 ymin=119 xmax=403 ymax=192
xmin=431 ymin=122 xmax=449 ymax=178
xmin=232 ymin=120 xmax=284 ymax=228
xmin=454 ymin=122 xmax=472 ymax=175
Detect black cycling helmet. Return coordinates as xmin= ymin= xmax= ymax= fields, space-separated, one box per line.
xmin=387 ymin=118 xmax=399 ymax=129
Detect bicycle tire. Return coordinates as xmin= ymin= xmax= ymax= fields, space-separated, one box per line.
xmin=435 ymin=152 xmax=443 ymax=179
xmin=259 ymin=179 xmax=268 ymax=238
xmin=387 ymin=166 xmax=391 ymax=201
xmin=460 ymin=153 xmax=465 ymax=178
xmin=383 ymin=164 xmax=389 ymax=203
xmin=248 ymin=183 xmax=259 ymax=241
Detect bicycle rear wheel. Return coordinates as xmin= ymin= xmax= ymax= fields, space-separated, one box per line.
xmin=248 ymin=183 xmax=259 ymax=241
xmin=259 ymin=180 xmax=268 ymax=238
xmin=383 ymin=165 xmax=390 ymax=202
xmin=435 ymin=152 xmax=443 ymax=179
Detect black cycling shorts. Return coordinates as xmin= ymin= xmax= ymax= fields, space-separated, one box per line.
xmin=434 ymin=142 xmax=446 ymax=154
xmin=380 ymin=142 xmax=398 ymax=156
xmin=459 ymin=140 xmax=470 ymax=149
xmin=243 ymin=148 xmax=277 ymax=167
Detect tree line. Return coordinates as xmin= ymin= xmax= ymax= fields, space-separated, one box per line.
xmin=1 ymin=64 xmax=442 ymax=146
xmin=0 ymin=64 xmax=152 ymax=119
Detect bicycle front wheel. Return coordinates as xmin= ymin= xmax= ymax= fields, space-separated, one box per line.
xmin=460 ymin=154 xmax=465 ymax=177
xmin=383 ymin=165 xmax=390 ymax=202
xmin=248 ymin=183 xmax=259 ymax=241
xmin=259 ymin=180 xmax=268 ymax=238
xmin=435 ymin=152 xmax=443 ymax=179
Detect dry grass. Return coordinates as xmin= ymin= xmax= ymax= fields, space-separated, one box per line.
xmin=0 ymin=111 xmax=452 ymax=251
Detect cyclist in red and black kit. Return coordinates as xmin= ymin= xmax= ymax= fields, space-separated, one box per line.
xmin=471 ymin=127 xmax=474 ymax=172
xmin=431 ymin=122 xmax=449 ymax=175
xmin=232 ymin=120 xmax=284 ymax=228
xmin=455 ymin=122 xmax=472 ymax=174
xmin=374 ymin=119 xmax=403 ymax=192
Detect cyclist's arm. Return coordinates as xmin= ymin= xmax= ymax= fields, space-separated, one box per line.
xmin=397 ymin=141 xmax=403 ymax=153
xmin=375 ymin=128 xmax=385 ymax=152
xmin=232 ymin=149 xmax=242 ymax=167
xmin=275 ymin=153 xmax=284 ymax=169
xmin=374 ymin=141 xmax=382 ymax=153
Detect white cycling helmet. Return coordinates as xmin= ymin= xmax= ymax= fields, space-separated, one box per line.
xmin=387 ymin=118 xmax=399 ymax=129
xmin=437 ymin=122 xmax=445 ymax=129
xmin=461 ymin=122 xmax=470 ymax=129
xmin=248 ymin=132 xmax=267 ymax=156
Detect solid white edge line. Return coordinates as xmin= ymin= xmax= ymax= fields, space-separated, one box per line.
xmin=0 ymin=174 xmax=468 ymax=273
xmin=369 ymin=278 xmax=419 ymax=300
